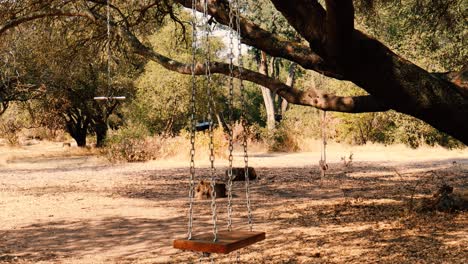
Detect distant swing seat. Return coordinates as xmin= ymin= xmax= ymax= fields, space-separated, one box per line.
xmin=195 ymin=121 xmax=211 ymax=131
xmin=173 ymin=230 xmax=265 ymax=254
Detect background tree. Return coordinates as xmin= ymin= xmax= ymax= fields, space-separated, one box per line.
xmin=0 ymin=30 xmax=45 ymax=115
xmin=130 ymin=17 xmax=230 ymax=136
xmin=1 ymin=21 xmax=139 ymax=147
xmin=245 ymin=0 xmax=300 ymax=130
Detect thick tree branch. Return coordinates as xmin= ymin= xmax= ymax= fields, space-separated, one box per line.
xmin=174 ymin=0 xmax=342 ymax=78
xmin=324 ymin=0 xmax=355 ymax=64
xmin=269 ymin=0 xmax=327 ymax=54
xmin=118 ymin=24 xmax=386 ymax=113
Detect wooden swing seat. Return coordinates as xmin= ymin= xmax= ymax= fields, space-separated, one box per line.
xmin=173 ymin=230 xmax=265 ymax=254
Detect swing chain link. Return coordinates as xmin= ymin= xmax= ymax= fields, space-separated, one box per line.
xmin=319 ymin=110 xmax=328 ymax=177
xmin=235 ymin=0 xmax=253 ymax=231
xmin=226 ymin=0 xmax=236 ymax=233
xmin=203 ymin=0 xmax=218 ymax=242
xmin=187 ymin=0 xmax=198 ymax=241
xmin=106 ymin=0 xmax=113 ymax=99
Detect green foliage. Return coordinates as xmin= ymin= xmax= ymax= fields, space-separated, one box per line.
xmin=334 ymin=112 xmax=396 ymax=145
xmin=0 ymin=20 xmax=140 ymax=146
xmin=235 ymin=81 xmax=265 ymax=127
xmin=391 ymin=113 xmax=464 ymax=149
xmin=183 ymin=127 xmax=228 ymax=159
xmin=282 ymin=105 xmax=321 ymax=139
xmin=1 ymin=1 xmax=465 ymax=152
xmin=130 ymin=59 xmax=191 ymax=135
xmin=129 ymin=14 xmax=233 ymax=136
xmin=355 ymin=0 xmax=466 ymax=71
xmin=245 ymin=0 xmax=297 ymax=40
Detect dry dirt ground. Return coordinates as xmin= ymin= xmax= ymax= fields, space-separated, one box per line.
xmin=0 ymin=141 xmax=467 ymax=264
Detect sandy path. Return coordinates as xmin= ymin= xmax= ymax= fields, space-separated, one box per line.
xmin=0 ymin=142 xmax=467 ymax=263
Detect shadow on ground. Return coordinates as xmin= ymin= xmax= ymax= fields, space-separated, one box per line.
xmin=1 ymin=159 xmax=467 ymax=263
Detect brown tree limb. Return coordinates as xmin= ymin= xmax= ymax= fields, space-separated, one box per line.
xmin=263 ymin=1 xmax=468 ymax=144
xmin=269 ymin=0 xmax=327 ymax=54
xmin=173 ymin=0 xmax=341 ymax=77
xmin=324 ymin=0 xmax=355 ymax=64
xmin=118 ymin=24 xmax=386 ymax=113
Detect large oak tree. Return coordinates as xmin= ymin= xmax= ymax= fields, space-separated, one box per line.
xmin=0 ymin=0 xmax=466 ymax=144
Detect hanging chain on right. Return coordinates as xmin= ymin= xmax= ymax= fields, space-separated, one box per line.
xmin=226 ymin=0 xmax=236 ymax=233
xmin=319 ymin=110 xmax=328 ymax=178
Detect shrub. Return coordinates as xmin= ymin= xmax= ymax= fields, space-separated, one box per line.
xmin=263 ymin=125 xmax=299 ymax=152
xmin=103 ymin=123 xmax=160 ymax=162
xmin=334 ymin=112 xmax=397 ymax=145
xmin=103 ymin=124 xmax=231 ymax=162
xmin=0 ymin=118 xmax=21 ymax=146
xmin=179 ymin=126 xmax=229 ymax=159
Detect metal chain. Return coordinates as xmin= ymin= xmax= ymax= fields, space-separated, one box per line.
xmin=203 ymin=0 xmax=218 ymax=242
xmin=187 ymin=0 xmax=198 ymax=240
xmin=226 ymin=0 xmax=236 ymax=233
xmin=235 ymin=0 xmax=253 ymax=231
xmin=319 ymin=110 xmax=328 ymax=177
xmin=106 ymin=0 xmax=112 ymax=96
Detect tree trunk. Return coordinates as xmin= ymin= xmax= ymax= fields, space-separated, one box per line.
xmin=259 ymin=51 xmax=276 ymax=130
xmin=95 ymin=120 xmax=107 ymax=148
xmin=66 ymin=122 xmax=87 ymax=147
xmin=215 ymin=112 xmax=229 ymax=132
xmin=74 ymin=131 xmax=87 ymax=147
xmin=279 ymin=62 xmax=297 ymax=115
xmin=64 ymin=111 xmax=90 ymax=148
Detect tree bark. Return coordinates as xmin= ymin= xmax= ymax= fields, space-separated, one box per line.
xmin=66 ymin=120 xmax=88 ymax=147
xmin=74 ymin=131 xmax=87 ymax=147
xmin=258 ymin=51 xmax=276 ymax=130
xmin=95 ymin=120 xmax=107 ymax=148
xmin=280 ymin=63 xmax=297 ymax=115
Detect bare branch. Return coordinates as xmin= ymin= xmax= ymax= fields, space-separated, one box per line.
xmin=0 ymin=9 xmax=94 ymax=35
